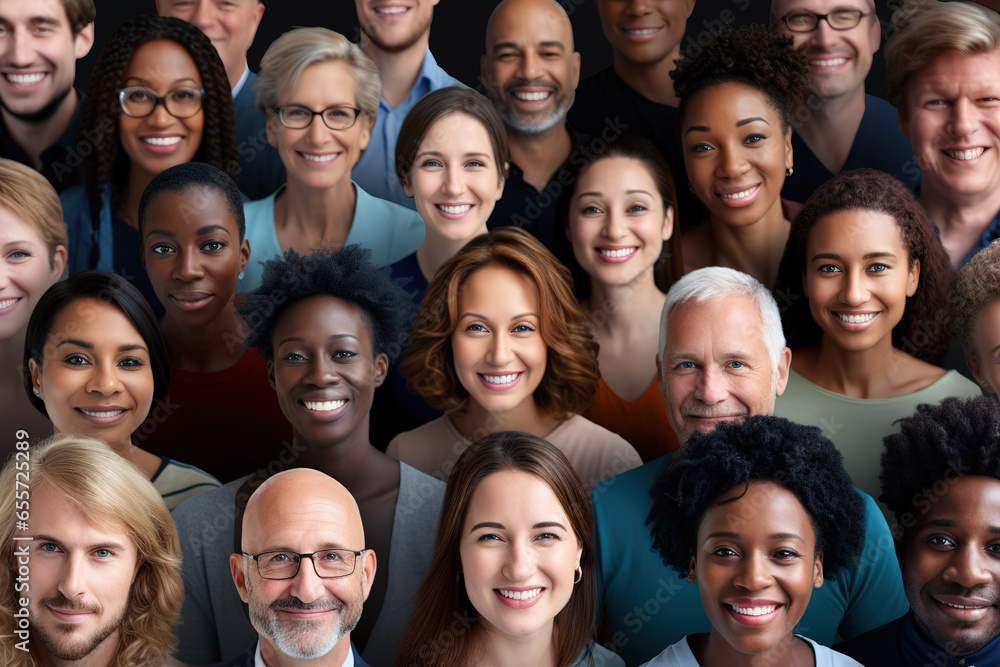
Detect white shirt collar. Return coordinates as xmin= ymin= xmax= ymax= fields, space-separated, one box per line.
xmin=254 ymin=640 xmax=355 ymax=667
xmin=232 ymin=65 xmax=251 ymax=99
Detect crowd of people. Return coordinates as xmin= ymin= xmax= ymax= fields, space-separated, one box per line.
xmin=2 ymin=0 xmax=1000 ymax=666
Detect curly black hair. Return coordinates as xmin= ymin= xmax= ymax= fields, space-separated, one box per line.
xmin=647 ymin=416 xmax=864 ymax=581
xmin=881 ymin=396 xmax=1000 ymax=531
xmin=137 ymin=162 xmax=245 ymax=240
xmin=237 ymin=246 xmax=412 ymax=361
xmin=81 ymin=14 xmax=239 ymax=258
xmin=671 ymin=24 xmax=810 ymax=131
xmin=773 ymin=168 xmax=955 ymax=362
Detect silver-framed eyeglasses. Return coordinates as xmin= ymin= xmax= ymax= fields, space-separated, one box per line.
xmin=117 ymin=86 xmax=205 ymax=119
xmin=274 ymin=105 xmax=362 ymax=131
xmin=778 ymin=9 xmax=868 ymax=32
xmin=242 ymin=548 xmax=366 ymax=580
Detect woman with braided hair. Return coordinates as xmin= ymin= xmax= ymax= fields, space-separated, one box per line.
xmin=61 ymin=14 xmax=238 ymax=311
xmin=674 ymin=24 xmax=810 ymax=289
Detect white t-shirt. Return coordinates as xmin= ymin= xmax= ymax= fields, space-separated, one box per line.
xmin=640 ymin=634 xmax=864 ymax=667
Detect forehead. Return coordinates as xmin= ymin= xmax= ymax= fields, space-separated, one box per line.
xmin=909 ymin=475 xmax=1000 ymax=537
xmin=666 ymin=294 xmax=768 ymax=359
xmin=487 ymin=1 xmax=572 ymax=50
xmin=772 ymin=0 xmax=873 ymax=16
xmin=698 ymin=482 xmax=816 ymax=544
xmin=683 ymin=81 xmax=783 ymax=130
xmin=124 ymin=39 xmax=201 ymax=84
xmin=0 ymin=0 xmax=70 ymax=24
xmin=50 ymin=298 xmax=142 ymax=341
xmin=458 ymin=265 xmax=540 ymax=312
xmin=908 ymin=48 xmax=1000 ymax=94
xmin=464 ymin=470 xmax=572 ymax=527
xmin=30 ymin=483 xmax=134 ymax=550
xmin=245 ymin=494 xmax=361 ymax=551
xmin=145 ymin=186 xmax=237 ymax=233
xmin=274 ymin=295 xmax=374 ymax=348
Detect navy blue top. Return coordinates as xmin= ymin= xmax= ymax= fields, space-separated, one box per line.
xmin=782 ymin=94 xmax=919 ymax=203
xmin=111 ymin=215 xmax=163 ymax=317
xmin=836 ymin=611 xmax=1000 ymax=666
xmin=233 ymin=71 xmax=286 ymax=201
xmin=0 ymin=91 xmax=85 ymax=193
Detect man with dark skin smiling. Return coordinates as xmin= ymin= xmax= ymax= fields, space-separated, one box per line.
xmin=838 ymin=395 xmax=1000 ymax=666
xmin=0 ymin=0 xmax=94 ymax=192
xmin=590 ymin=266 xmax=908 ymax=665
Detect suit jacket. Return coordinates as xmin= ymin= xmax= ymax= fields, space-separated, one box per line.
xmin=210 ymin=640 xmax=370 ymax=667
xmin=233 ymin=71 xmax=286 ymax=200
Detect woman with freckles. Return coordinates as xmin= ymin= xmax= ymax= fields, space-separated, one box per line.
xmin=773 ymin=169 xmax=980 ymax=509
xmin=395 ymin=432 xmax=624 ymax=667
xmin=673 ymin=25 xmax=810 ymax=289
xmin=644 ymin=416 xmax=865 ymax=667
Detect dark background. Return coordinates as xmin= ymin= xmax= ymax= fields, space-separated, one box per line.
xmin=82 ymin=1 xmax=892 ymax=101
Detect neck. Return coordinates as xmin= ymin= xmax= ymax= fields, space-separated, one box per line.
xmin=279 ymin=179 xmax=356 ymax=239
xmin=36 ymin=629 xmax=119 ymax=667
xmin=1 ymin=88 xmax=79 ymax=170
xmin=359 ymin=32 xmax=429 ymax=109
xmin=809 ymin=336 xmax=905 ymax=398
xmin=473 ymin=622 xmax=558 ymax=667
xmin=612 ymin=50 xmax=681 ymax=106
xmin=706 ymin=203 xmax=789 ymax=288
xmin=291 ymin=424 xmax=394 ymax=492
xmin=794 ymin=86 xmax=865 ymax=141
xmin=259 ymin=634 xmax=351 ymax=667
xmin=585 ymin=273 xmax=665 ymax=339
xmin=921 ymin=180 xmax=1000 ymax=233
xmin=452 ymin=398 xmax=561 ymax=442
xmin=160 ymin=297 xmax=248 ymax=372
xmin=415 ymin=225 xmax=486 ymax=281
xmin=699 ymin=630 xmax=808 ymax=667
xmin=228 ymin=59 xmax=249 ymax=91
xmin=508 ymin=123 xmax=572 ymax=191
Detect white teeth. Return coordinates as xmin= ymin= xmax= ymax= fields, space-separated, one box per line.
xmin=80 ymin=409 xmax=124 ymax=418
xmin=482 ymin=373 xmax=520 ymax=385
xmin=598 ymin=247 xmax=637 ymax=258
xmin=438 ymin=204 xmax=472 ymax=215
xmin=142 ymin=136 xmax=182 ymax=146
xmin=0 ymin=297 xmax=20 ymax=309
xmin=731 ymin=604 xmax=778 ymax=616
xmin=301 ymin=152 xmax=338 ymax=162
xmin=836 ymin=312 xmax=877 ymax=324
xmin=513 ymin=91 xmax=551 ymax=102
xmin=625 ymin=28 xmax=659 ymax=35
xmin=376 ymin=5 xmax=408 ymax=13
xmin=945 ymin=148 xmax=985 ymax=160
xmin=940 ymin=600 xmax=987 ymax=609
xmin=499 ymin=588 xmax=541 ymax=601
xmin=5 ymin=73 xmax=45 ymax=85
xmin=721 ymin=186 xmax=758 ymax=200
xmin=303 ymin=400 xmax=346 ymax=411
xmin=809 ymin=58 xmax=847 ymax=67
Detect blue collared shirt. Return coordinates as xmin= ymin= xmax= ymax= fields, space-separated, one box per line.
xmin=351 ymin=48 xmax=463 ymax=209
xmin=837 ymin=611 xmax=1000 ymax=666
xmin=961 ymin=209 xmax=1000 ymax=267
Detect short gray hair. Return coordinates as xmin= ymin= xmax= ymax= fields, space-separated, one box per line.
xmin=659 ymin=267 xmax=786 ymax=371
xmin=255 ymin=27 xmax=382 ymax=122
xmin=885 ymin=0 xmax=1000 ymax=108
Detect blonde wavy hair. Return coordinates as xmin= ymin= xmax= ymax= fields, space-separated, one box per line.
xmin=0 ymin=434 xmax=183 ymax=667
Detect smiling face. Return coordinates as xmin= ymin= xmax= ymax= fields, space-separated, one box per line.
xmin=29 ymin=299 xmax=155 ymax=448
xmin=692 ymin=482 xmax=823 ymax=659
xmin=682 ymin=81 xmax=793 ymax=228
xmin=658 ymin=295 xmax=790 ymax=445
xmin=594 ymin=0 xmax=694 ymax=68
xmin=118 ymin=39 xmax=205 ymax=182
xmin=141 ymin=186 xmax=249 ymax=327
xmin=451 ymin=265 xmax=548 ymax=415
xmin=900 ymin=48 xmax=1000 ymax=204
xmin=802 ymin=209 xmax=919 ymax=354
xmin=402 ymin=112 xmax=505 ymax=242
xmin=267 ymin=60 xmax=372 ymax=191
xmin=0 ymin=204 xmax=65 ymax=339
xmin=0 ymin=0 xmax=94 ymax=120
xmin=567 ymin=155 xmax=673 ymax=288
xmin=771 ymin=0 xmax=880 ymax=100
xmin=481 ymin=0 xmax=580 ymax=135
xmin=354 ymin=0 xmax=439 ymax=52
xmin=268 ymin=296 xmax=387 ymax=448
xmin=902 ymin=475 xmax=1000 ymax=657
xmin=460 ymin=470 xmax=582 ymax=641
xmin=26 ymin=483 xmax=139 ymax=664
xmin=970 ymin=298 xmax=1000 ymax=395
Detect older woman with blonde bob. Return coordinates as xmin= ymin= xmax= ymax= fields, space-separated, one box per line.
xmin=953 ymin=239 xmax=1000 ymax=395
xmin=388 ymin=227 xmax=641 ymax=490
xmin=885 ymin=0 xmax=1000 ymax=268
xmin=240 ymin=27 xmax=424 ymax=291
xmin=395 ymin=432 xmax=623 ymax=667
xmin=0 ymin=433 xmax=183 ymax=667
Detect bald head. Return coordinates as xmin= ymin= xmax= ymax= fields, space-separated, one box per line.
xmin=487 ymin=0 xmax=575 ymax=51
xmin=242 ymin=469 xmax=365 ymax=553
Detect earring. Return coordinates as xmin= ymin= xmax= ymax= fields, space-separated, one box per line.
xmin=32 ymin=387 xmax=40 ymax=396
xmin=785 ymin=167 xmax=794 ymax=177
xmin=238 ymin=270 xmax=245 ymax=281
xmin=573 ymin=567 xmax=582 ymax=585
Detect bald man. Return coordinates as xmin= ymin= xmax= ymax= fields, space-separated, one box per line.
xmin=223 ymin=470 xmax=374 ymax=667
xmin=482 ymin=0 xmax=585 ymax=250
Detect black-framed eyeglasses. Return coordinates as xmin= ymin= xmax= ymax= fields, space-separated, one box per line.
xmin=777 ymin=9 xmax=868 ymax=32
xmin=242 ymin=548 xmax=366 ymax=580
xmin=274 ymin=105 xmax=362 ymax=131
xmin=117 ymin=86 xmax=205 ymax=119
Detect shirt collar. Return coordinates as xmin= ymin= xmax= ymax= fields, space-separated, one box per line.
xmin=232 ymin=65 xmax=251 ymax=100
xmin=901 ymin=611 xmax=1000 ymax=666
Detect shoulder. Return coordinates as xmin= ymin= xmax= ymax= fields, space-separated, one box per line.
xmin=592 ymin=456 xmax=670 ymax=518
xmin=172 ymin=475 xmax=247 ymax=527
xmin=834 ymin=616 xmax=906 ymax=665
xmin=154 ymin=458 xmax=221 ymax=509
xmin=574 ymin=641 xmax=626 ymax=667
xmin=930 ymin=369 xmax=984 ymax=397
xmin=638 ymin=636 xmax=697 ymax=667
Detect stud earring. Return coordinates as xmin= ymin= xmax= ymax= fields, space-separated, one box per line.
xmin=785 ymin=167 xmax=794 ymax=177
xmin=33 ymin=387 xmax=40 ymax=396
xmin=238 ymin=270 xmax=245 ymax=280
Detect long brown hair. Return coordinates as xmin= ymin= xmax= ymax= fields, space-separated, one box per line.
xmin=395 ymin=432 xmax=598 ymax=667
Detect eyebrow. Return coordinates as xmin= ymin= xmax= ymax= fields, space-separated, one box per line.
xmin=55 ymin=339 xmax=147 ymax=353
xmin=460 ymin=312 xmax=539 ymax=321
xmin=258 ymin=542 xmax=348 ymax=553
xmin=145 ymin=224 xmax=232 ymax=238
xmin=277 ymin=333 xmax=361 ymax=347
xmin=927 ymin=519 xmax=1000 ymax=533
xmin=810 ymin=251 xmax=898 ymax=262
xmin=469 ymin=521 xmax=568 ymax=533
xmin=705 ymin=531 xmax=806 ymax=542
xmin=575 ymin=189 xmax=653 ymax=200
xmin=415 ymin=151 xmax=493 ymax=161
xmin=685 ymin=117 xmax=770 ymax=136
xmin=665 ymin=352 xmax=752 ymax=364
xmin=35 ymin=534 xmax=129 ymax=552
xmin=492 ymin=40 xmax=566 ymax=54
xmin=124 ymin=76 xmax=199 ymax=86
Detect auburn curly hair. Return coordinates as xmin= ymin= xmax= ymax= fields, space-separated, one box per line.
xmin=672 ymin=24 xmax=810 ymax=131
xmin=400 ymin=227 xmax=600 ymax=418
xmin=774 ymin=168 xmax=955 ymax=362
xmin=81 ymin=14 xmax=238 ymax=249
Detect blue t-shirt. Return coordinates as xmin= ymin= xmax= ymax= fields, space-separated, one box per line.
xmin=836 ymin=612 xmax=1000 ymax=666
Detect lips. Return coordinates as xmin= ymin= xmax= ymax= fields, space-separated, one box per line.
xmin=596 ymin=246 xmax=638 ymax=263
xmin=478 ymin=372 xmax=523 ymax=392
xmin=435 ymin=203 xmax=473 ymax=220
xmin=75 ymin=407 xmax=129 ymax=426
xmin=717 ymin=184 xmax=761 ymax=208
xmin=169 ymin=292 xmax=213 ymax=311
xmin=495 ymin=587 xmax=545 ymax=609
xmin=832 ymin=310 xmax=882 ymax=332
xmin=0 ymin=297 xmax=22 ymax=313
xmin=140 ymin=135 xmax=184 ymax=154
xmin=299 ymin=151 xmax=340 ymax=164
xmin=808 ymin=57 xmax=848 ymax=67
xmin=932 ymin=594 xmax=996 ymax=622
xmin=943 ymin=147 xmax=986 ymax=161
xmin=3 ymin=72 xmax=46 ymax=87
xmin=726 ymin=600 xmax=784 ymax=626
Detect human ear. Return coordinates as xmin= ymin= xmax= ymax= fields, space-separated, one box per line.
xmin=812 ymin=551 xmax=824 ymax=588
xmin=687 ymin=550 xmax=697 ymax=583
xmin=230 ymin=553 xmax=251 ymax=604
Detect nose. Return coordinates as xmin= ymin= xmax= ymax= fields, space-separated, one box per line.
xmin=305 ymin=112 xmax=333 ymax=144
xmin=516 ymin=50 xmax=542 ymax=83
xmin=808 ymin=18 xmax=840 ymax=49
xmin=839 ymin=268 xmax=871 ymax=307
xmin=603 ymin=209 xmax=628 ymax=241
xmin=694 ymin=365 xmax=729 ymax=405
xmin=173 ymin=249 xmax=204 ymax=282
xmin=948 ymin=97 xmax=978 ymax=138
xmin=145 ymin=98 xmax=175 ymax=128
xmin=442 ymin=164 xmax=465 ymax=197
xmin=287 ymin=555 xmax=327 ymax=605
xmin=502 ymin=540 xmax=536 ymax=582
xmin=0 ymin=262 xmax=10 ymax=290
xmin=624 ymin=0 xmax=653 ymax=16
xmin=58 ymin=553 xmax=88 ymax=600
xmin=716 ymin=146 xmax=750 ymax=180
xmin=733 ymin=551 xmax=774 ymax=592
xmin=303 ymin=355 xmax=340 ymax=388
xmin=86 ymin=360 xmax=123 ymax=396
xmin=4 ymin=32 xmax=35 ymax=67
xmin=191 ymin=1 xmax=219 ymax=31
xmin=943 ymin=543 xmax=993 ymax=590
xmin=485 ymin=332 xmax=514 ymax=367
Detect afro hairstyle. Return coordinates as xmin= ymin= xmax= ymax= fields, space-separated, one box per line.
xmin=237 ymin=246 xmax=411 ymax=361
xmin=647 ymin=415 xmax=864 ymax=581
xmin=880 ymin=395 xmax=1000 ymax=531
